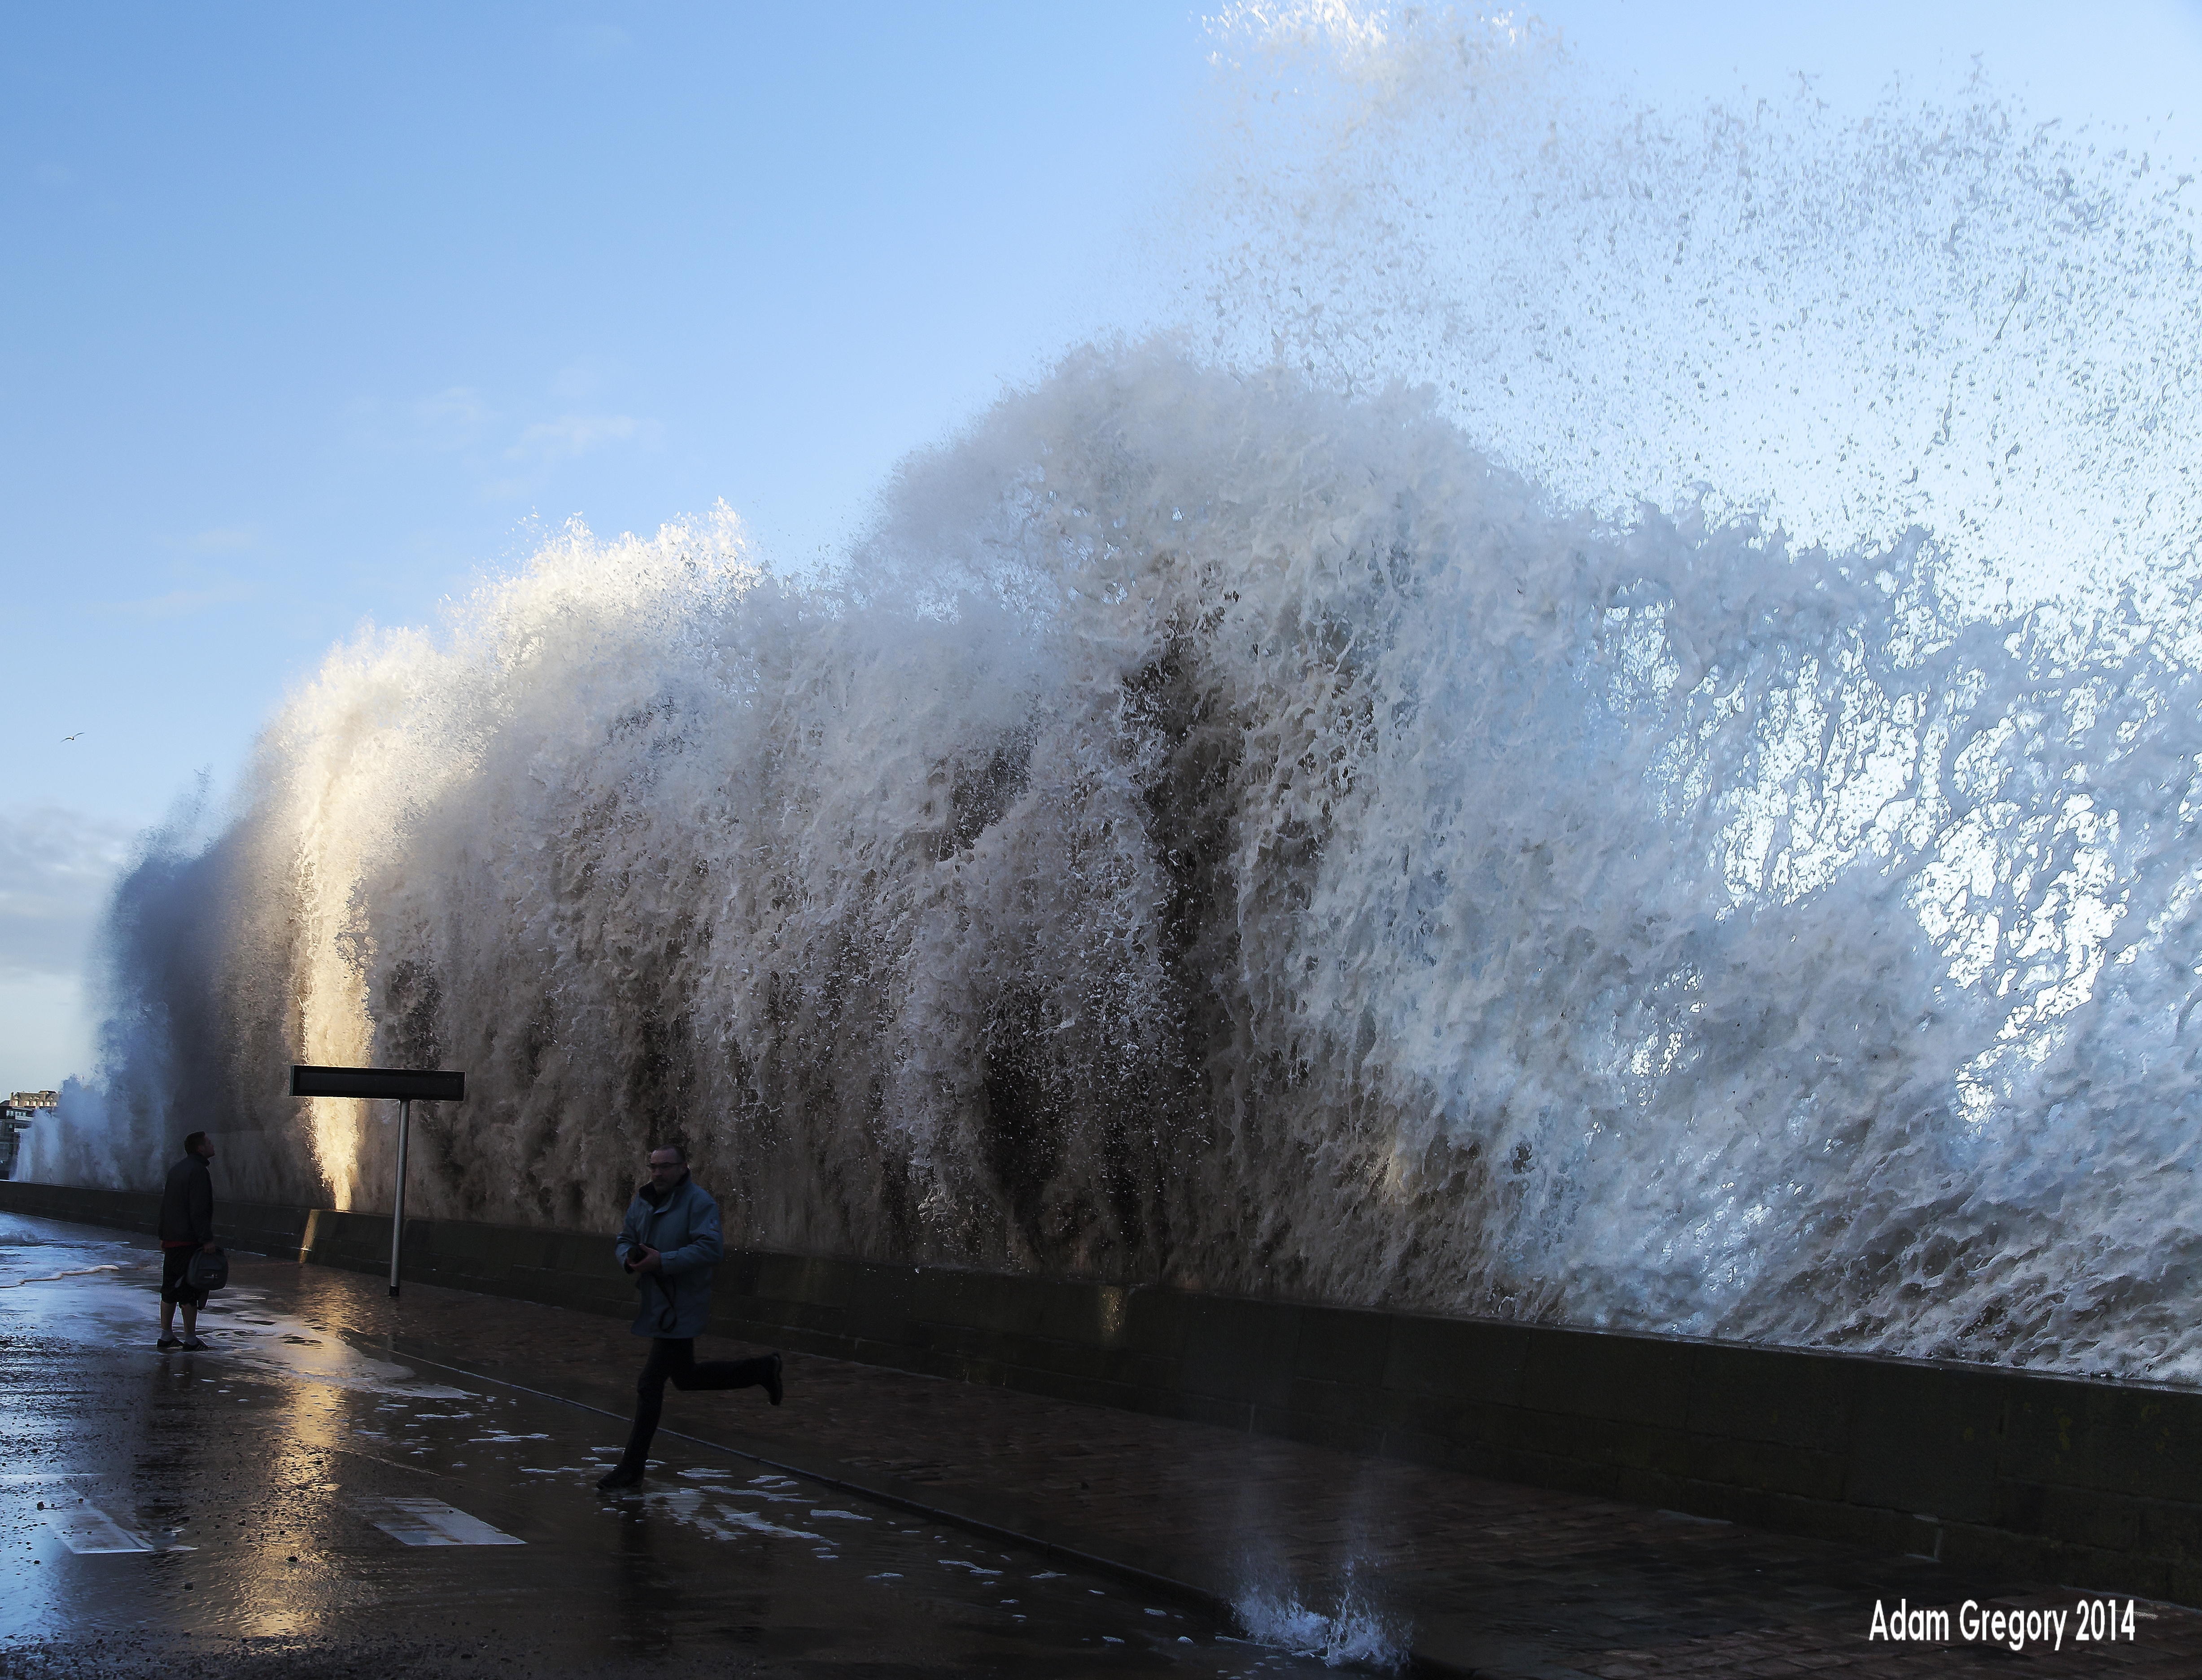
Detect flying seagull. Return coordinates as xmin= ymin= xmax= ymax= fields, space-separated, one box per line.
xmin=61 ymin=731 xmax=84 ymax=741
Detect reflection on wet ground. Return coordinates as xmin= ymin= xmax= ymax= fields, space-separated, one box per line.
xmin=0 ymin=1215 xmax=1349 ymax=1678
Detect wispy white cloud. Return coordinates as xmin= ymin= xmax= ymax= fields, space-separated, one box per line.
xmin=340 ymin=377 xmax=660 ymax=499
xmin=412 ymin=385 xmax=496 ymax=450
xmin=339 ymin=385 xmax=495 ymax=456
xmin=505 ymin=413 xmax=656 ymax=464
xmin=478 ymin=412 xmax=658 ymax=499
xmin=0 ymin=808 xmax=134 ymax=981
xmin=91 ymin=576 xmax=258 ymax=621
xmin=548 ymin=355 xmax=628 ymax=403
xmin=188 ymin=525 xmax=260 ymax=554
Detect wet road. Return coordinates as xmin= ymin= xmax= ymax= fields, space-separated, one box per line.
xmin=0 ymin=1216 xmax=1349 ymax=1679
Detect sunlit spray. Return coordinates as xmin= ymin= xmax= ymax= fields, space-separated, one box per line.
xmin=31 ymin=8 xmax=2202 ymax=1385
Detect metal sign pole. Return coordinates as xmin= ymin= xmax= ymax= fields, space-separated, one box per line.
xmin=287 ymin=1068 xmax=464 ymax=1305
xmin=389 ymin=1096 xmax=411 ymax=1299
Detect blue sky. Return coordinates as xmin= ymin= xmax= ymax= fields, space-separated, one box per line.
xmin=6 ymin=0 xmax=2202 ymax=1089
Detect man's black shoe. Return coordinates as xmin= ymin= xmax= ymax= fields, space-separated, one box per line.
xmin=178 ymin=1337 xmax=208 ymax=1351
xmin=765 ymin=1351 xmax=783 ymax=1407
xmin=595 ymin=1465 xmax=644 ymax=1492
xmin=155 ymin=1336 xmax=179 ymax=1351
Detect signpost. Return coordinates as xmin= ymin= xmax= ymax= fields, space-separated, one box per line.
xmin=289 ymin=1065 xmax=466 ymax=1298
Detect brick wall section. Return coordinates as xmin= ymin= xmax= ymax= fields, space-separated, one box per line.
xmin=8 ymin=1177 xmax=2200 ymax=1604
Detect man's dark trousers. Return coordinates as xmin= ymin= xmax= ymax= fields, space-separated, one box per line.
xmin=613 ymin=1339 xmax=776 ymax=1472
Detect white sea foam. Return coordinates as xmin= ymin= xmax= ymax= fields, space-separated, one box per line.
xmin=30 ymin=6 xmax=2202 ymax=1381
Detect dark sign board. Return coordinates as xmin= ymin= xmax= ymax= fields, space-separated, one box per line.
xmin=289 ymin=1065 xmax=465 ymax=1102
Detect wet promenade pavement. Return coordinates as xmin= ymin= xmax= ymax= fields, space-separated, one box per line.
xmin=6 ymin=1213 xmax=2202 ymax=1678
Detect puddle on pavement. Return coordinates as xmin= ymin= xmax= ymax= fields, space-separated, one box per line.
xmin=0 ymin=1214 xmax=1377 ymax=1676
xmin=7 ymin=1266 xmax=471 ymax=1401
xmin=0 ymin=1216 xmax=142 ymax=1291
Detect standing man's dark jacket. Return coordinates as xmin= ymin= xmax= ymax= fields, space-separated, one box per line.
xmin=158 ymin=1152 xmax=214 ymax=1247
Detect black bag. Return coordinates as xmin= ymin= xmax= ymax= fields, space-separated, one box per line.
xmin=186 ymin=1247 xmax=228 ymax=1293
xmin=637 ymin=1266 xmax=678 ymax=1333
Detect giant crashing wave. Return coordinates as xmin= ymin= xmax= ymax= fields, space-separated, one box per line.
xmin=42 ymin=345 xmax=2202 ymax=1378
xmin=35 ymin=7 xmax=2202 ymax=1381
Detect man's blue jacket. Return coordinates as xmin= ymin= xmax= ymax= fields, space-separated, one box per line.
xmin=612 ymin=1173 xmax=722 ymax=1338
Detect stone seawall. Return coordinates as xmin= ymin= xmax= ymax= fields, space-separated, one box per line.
xmin=8 ymin=1177 xmax=2199 ymax=1605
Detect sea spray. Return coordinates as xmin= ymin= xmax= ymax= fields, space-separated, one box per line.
xmin=31 ymin=7 xmax=2202 ymax=1382
xmin=32 ymin=347 xmax=2202 ymax=1377
xmin=1184 ymin=6 xmax=2202 ymax=618
xmin=1233 ymin=1578 xmax=1405 ymax=1670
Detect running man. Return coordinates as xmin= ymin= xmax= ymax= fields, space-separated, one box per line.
xmin=597 ymin=1145 xmax=782 ymax=1490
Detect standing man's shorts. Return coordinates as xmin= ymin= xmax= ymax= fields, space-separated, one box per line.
xmin=160 ymin=1246 xmax=207 ymax=1307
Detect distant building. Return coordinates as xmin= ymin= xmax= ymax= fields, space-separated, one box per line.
xmin=0 ymin=1092 xmax=54 ymax=1181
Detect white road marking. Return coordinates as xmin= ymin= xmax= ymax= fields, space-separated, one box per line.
xmin=47 ymin=1507 xmax=153 ymax=1553
xmin=367 ymin=1497 xmax=523 ymax=1546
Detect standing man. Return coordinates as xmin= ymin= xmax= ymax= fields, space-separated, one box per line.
xmin=157 ymin=1131 xmax=218 ymax=1351
xmin=596 ymin=1144 xmax=783 ymax=1491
